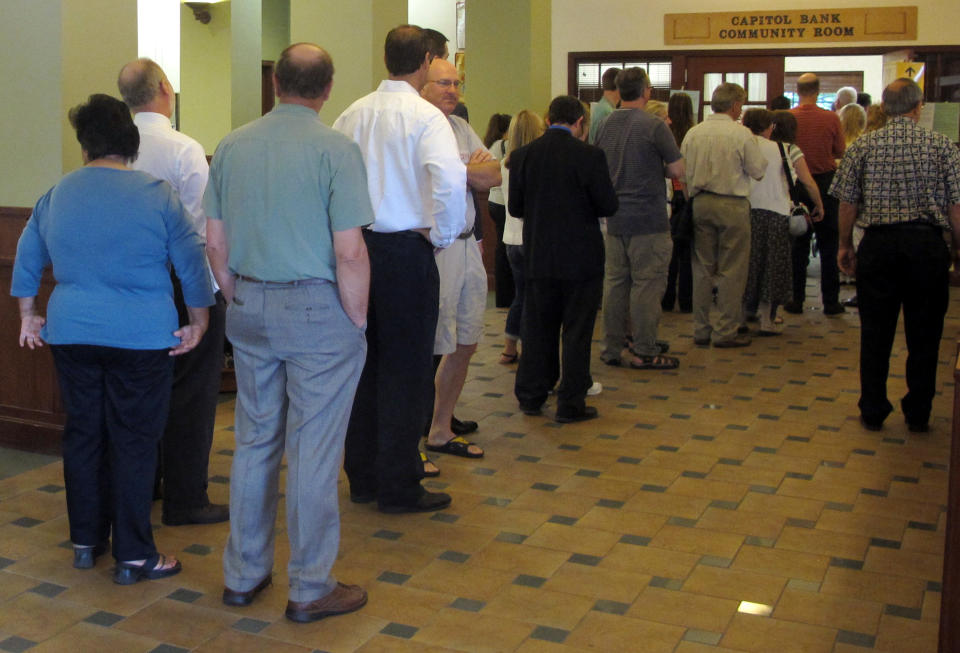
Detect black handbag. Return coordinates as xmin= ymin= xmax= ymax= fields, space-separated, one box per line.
xmin=670 ymin=191 xmax=694 ymax=242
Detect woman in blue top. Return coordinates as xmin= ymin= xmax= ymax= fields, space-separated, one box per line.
xmin=11 ymin=94 xmax=213 ymax=583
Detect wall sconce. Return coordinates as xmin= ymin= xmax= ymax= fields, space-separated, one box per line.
xmin=184 ymin=1 xmax=228 ymax=24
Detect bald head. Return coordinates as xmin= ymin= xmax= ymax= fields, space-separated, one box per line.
xmin=796 ymin=73 xmax=820 ymax=99
xmin=274 ymin=43 xmax=334 ymax=100
xmin=422 ymin=58 xmax=461 ymax=116
xmin=882 ymin=78 xmax=923 ymax=116
xmin=117 ymin=58 xmax=170 ymax=113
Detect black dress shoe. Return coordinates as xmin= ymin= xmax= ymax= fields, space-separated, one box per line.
xmin=555 ymin=406 xmax=598 ymax=424
xmin=860 ymin=416 xmax=883 ymax=431
xmin=73 ymin=541 xmax=109 ymax=569
xmin=162 ymin=503 xmax=229 ymax=526
xmin=907 ymin=421 xmax=930 ymax=433
xmin=519 ymin=403 xmax=543 ymax=416
xmin=379 ymin=489 xmax=451 ymax=514
xmin=783 ymin=301 xmax=803 ymax=314
xmin=223 ymin=574 xmax=272 ymax=606
xmin=450 ymin=416 xmax=478 ymax=435
xmin=823 ymin=302 xmax=846 ymax=315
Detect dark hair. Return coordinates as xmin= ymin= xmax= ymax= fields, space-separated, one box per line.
xmin=68 ymin=94 xmax=139 ymax=162
xmin=274 ymin=43 xmax=334 ymax=99
xmin=601 ymin=67 xmax=619 ymax=91
xmin=483 ymin=113 xmax=511 ymax=148
xmin=451 ymin=102 xmax=469 ymax=122
xmin=423 ymin=28 xmax=448 ymax=59
xmin=769 ymin=95 xmax=791 ymax=111
xmin=667 ymin=93 xmax=694 ymax=146
xmin=796 ymin=76 xmax=820 ymax=97
xmin=385 ymin=25 xmax=428 ymax=76
xmin=616 ymin=67 xmax=649 ymax=102
xmin=882 ymin=78 xmax=923 ymax=116
xmin=547 ymin=95 xmax=584 ymax=126
xmin=856 ymin=92 xmax=872 ymax=108
xmin=770 ymin=110 xmax=798 ymax=143
xmin=742 ymin=108 xmax=773 ymax=135
xmin=117 ymin=58 xmax=165 ymax=108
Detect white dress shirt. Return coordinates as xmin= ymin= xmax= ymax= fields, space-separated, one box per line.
xmin=333 ymin=80 xmax=466 ymax=248
xmin=132 ymin=111 xmax=217 ymax=290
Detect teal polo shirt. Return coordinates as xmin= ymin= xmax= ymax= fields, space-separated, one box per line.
xmin=204 ymin=103 xmax=373 ymax=282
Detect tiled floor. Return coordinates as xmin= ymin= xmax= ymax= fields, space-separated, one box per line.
xmin=0 ymin=276 xmax=954 ymax=652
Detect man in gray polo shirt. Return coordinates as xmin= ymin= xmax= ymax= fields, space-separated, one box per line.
xmin=595 ymin=67 xmax=684 ymax=369
xmin=205 ymin=43 xmax=373 ymax=623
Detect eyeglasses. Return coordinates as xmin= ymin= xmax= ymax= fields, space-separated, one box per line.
xmin=430 ymin=79 xmax=463 ymax=89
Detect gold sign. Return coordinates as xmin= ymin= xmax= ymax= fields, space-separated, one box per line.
xmin=665 ymin=6 xmax=917 ymax=45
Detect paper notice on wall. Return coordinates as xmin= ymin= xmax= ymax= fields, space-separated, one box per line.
xmin=895 ymin=62 xmax=924 ymax=91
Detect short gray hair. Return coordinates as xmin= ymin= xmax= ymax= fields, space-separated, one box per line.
xmin=616 ymin=67 xmax=649 ymax=102
xmin=835 ymin=86 xmax=857 ymax=108
xmin=711 ymin=83 xmax=746 ymax=114
xmin=882 ymin=78 xmax=923 ymax=116
xmin=117 ymin=58 xmax=165 ymax=108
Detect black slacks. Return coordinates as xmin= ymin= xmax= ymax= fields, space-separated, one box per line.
xmin=791 ymin=171 xmax=840 ymax=306
xmin=515 ymin=275 xmax=602 ymax=413
xmin=160 ymin=280 xmax=226 ymax=512
xmin=488 ymin=202 xmax=515 ymax=308
xmin=856 ymin=223 xmax=950 ymax=426
xmin=51 ymin=344 xmax=173 ymax=561
xmin=344 ymin=230 xmax=439 ymax=504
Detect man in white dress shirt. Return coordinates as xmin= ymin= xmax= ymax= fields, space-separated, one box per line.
xmin=118 ymin=58 xmax=228 ymax=526
xmin=333 ymin=25 xmax=466 ymax=513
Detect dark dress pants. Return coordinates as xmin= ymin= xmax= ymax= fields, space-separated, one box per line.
xmin=856 ymin=223 xmax=950 ymax=426
xmin=51 ymin=345 xmax=173 ymax=561
xmin=344 ymin=230 xmax=439 ymax=505
xmin=790 ymin=171 xmax=840 ymax=305
xmin=663 ymin=193 xmax=693 ymax=312
xmin=489 ymin=202 xmax=515 ymax=308
xmin=515 ymin=275 xmax=602 ymax=413
xmin=160 ymin=278 xmax=226 ymax=512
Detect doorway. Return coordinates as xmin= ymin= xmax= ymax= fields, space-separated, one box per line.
xmin=684 ymin=55 xmax=784 ymax=120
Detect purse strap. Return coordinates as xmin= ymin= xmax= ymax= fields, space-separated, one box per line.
xmin=777 ymin=141 xmax=800 ymax=204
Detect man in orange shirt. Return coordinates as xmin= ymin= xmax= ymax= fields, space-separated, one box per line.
xmin=787 ymin=73 xmax=846 ymax=315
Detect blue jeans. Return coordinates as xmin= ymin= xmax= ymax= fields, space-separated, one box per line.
xmin=223 ymin=278 xmax=366 ymax=602
xmin=505 ymin=244 xmax=525 ymax=340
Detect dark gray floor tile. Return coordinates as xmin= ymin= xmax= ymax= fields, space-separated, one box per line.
xmin=529 ymin=625 xmax=569 ymax=644
xmin=548 ymin=515 xmax=578 ymax=526
xmin=836 ymin=630 xmax=876 ymax=647
xmin=373 ymin=530 xmax=403 ymax=541
xmin=496 ymin=532 xmax=527 ymax=544
xmin=568 ymin=553 xmax=602 ymax=566
xmin=592 ymin=599 xmax=630 ymax=615
xmin=513 ymin=574 xmax=546 ymax=588
xmin=167 ymin=588 xmax=202 ymax=603
xmin=232 ymin=617 xmax=270 ymax=633
xmin=29 ymin=582 xmax=66 ymax=598
xmin=84 ymin=611 xmax=125 ymax=627
xmin=885 ymin=604 xmax=922 ymax=620
xmin=0 ymin=638 xmax=36 ymax=653
xmin=183 ymin=544 xmax=212 ymax=556
xmin=377 ymin=571 xmax=410 ymax=585
xmin=431 ymin=512 xmax=459 ymax=523
xmin=619 ymin=534 xmax=651 ymax=546
xmin=450 ymin=597 xmax=485 ymax=612
xmin=438 ymin=550 xmax=470 ymax=563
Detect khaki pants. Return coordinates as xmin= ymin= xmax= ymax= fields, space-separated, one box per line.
xmin=691 ymin=194 xmax=751 ymax=342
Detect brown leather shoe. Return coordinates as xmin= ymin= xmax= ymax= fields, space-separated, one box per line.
xmin=285 ymin=583 xmax=368 ymax=623
xmin=222 ymin=575 xmax=272 ymax=607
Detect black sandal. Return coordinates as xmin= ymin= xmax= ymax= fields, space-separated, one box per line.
xmin=114 ymin=553 xmax=182 ymax=585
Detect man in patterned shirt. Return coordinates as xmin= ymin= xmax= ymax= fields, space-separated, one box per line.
xmin=831 ymin=78 xmax=960 ymax=432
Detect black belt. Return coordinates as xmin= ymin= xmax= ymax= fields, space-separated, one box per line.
xmin=457 ymin=227 xmax=475 ymax=240
xmin=867 ymin=220 xmax=941 ymax=231
xmin=237 ymin=275 xmax=328 ymax=286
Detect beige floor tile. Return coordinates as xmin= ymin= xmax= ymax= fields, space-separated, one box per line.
xmin=506 ymin=491 xmax=604 ymax=518
xmin=467 ymin=541 xmax=570 ymax=577
xmin=456 ymin=504 xmax=550 ymax=535
xmin=513 ymin=640 xmax=592 ymax=653
xmin=406 ymin=559 xmax=513 ymax=601
xmin=28 ymin=621 xmax=159 ymax=653
xmin=541 ymin=562 xmax=651 ymax=603
xmin=522 ymin=522 xmax=620 ymax=557
xmin=900 ymin=528 xmax=945 ymax=554
xmin=193 ymin=629 xmax=315 ymax=653
xmin=574 ymin=505 xmax=668 ymax=535
xmin=622 ymin=491 xmax=711 ymax=520
xmin=115 ymin=597 xmax=236 ymax=648
xmin=338 ymin=538 xmax=443 ymax=576
xmin=666 ymin=476 xmax=750 ymax=503
xmin=731 ymin=545 xmax=830 ymax=583
xmin=412 ymin=609 xmax=533 ymax=652
xmin=862 ymin=546 xmax=943 ymax=581
xmin=599 ymin=542 xmax=700 ymax=579
xmin=705 ymin=464 xmax=785 ymax=488
xmin=737 ymin=493 xmax=824 ymax=522
xmin=553 ymin=475 xmax=641 ymax=501
xmin=674 ymin=643 xmax=748 ymax=653
xmin=628 ymin=586 xmax=739 ymax=632
xmin=262 ymin=611 xmax=387 ymax=652
xmin=362 ymin=582 xmax=456 ymax=626
xmin=564 ymin=611 xmax=685 ymax=653
xmin=720 ymin=613 xmax=836 ymax=653
xmin=874 ymin=613 xmax=939 ymax=652
xmin=814 ymin=510 xmax=906 ymax=541
xmin=0 ymin=591 xmax=93 ymax=641
xmin=649 ymin=524 xmax=744 ymax=558
xmin=853 ymin=494 xmax=942 ymax=523
xmin=819 ymin=567 xmax=926 ymax=607
xmin=695 ymin=507 xmax=786 ymax=539
xmin=482 ymin=584 xmax=594 ymax=630
xmin=776 ymin=478 xmax=861 ymax=504
xmin=775 ymin=525 xmax=870 ymax=560
xmin=682 ymin=566 xmax=787 ymax=605
xmin=772 ymin=587 xmax=883 ymax=633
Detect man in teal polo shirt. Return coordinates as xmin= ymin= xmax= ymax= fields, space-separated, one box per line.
xmin=204 ymin=43 xmax=373 ymax=623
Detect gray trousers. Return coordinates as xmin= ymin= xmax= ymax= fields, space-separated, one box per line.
xmin=691 ymin=193 xmax=751 ymax=342
xmin=602 ymin=232 xmax=672 ymax=358
xmin=223 ymin=278 xmax=366 ymax=602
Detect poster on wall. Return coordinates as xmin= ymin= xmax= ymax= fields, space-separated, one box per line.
xmin=456 ymin=1 xmax=465 ymax=50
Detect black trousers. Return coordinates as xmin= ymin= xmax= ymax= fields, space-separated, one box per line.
xmin=344 ymin=230 xmax=439 ymax=504
xmin=791 ymin=171 xmax=840 ymax=305
xmin=51 ymin=344 xmax=173 ymax=561
xmin=159 ymin=280 xmax=226 ymax=512
xmin=856 ymin=223 xmax=950 ymax=425
xmin=515 ymin=275 xmax=602 ymax=413
xmin=489 ymin=202 xmax=515 ymax=308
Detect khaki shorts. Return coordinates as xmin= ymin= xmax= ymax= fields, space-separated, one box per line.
xmin=433 ymin=238 xmax=487 ymax=355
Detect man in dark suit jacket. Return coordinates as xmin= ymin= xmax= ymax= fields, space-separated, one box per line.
xmin=508 ymin=95 xmax=619 ymax=422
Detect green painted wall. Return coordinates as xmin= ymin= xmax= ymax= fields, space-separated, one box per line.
xmin=262 ymin=0 xmax=291 ymax=63
xmin=180 ymin=3 xmax=232 ymax=155
xmin=231 ymin=0 xmax=262 ymax=129
xmin=0 ymin=1 xmax=63 ymax=206
xmin=467 ymin=0 xmax=552 ymax=138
